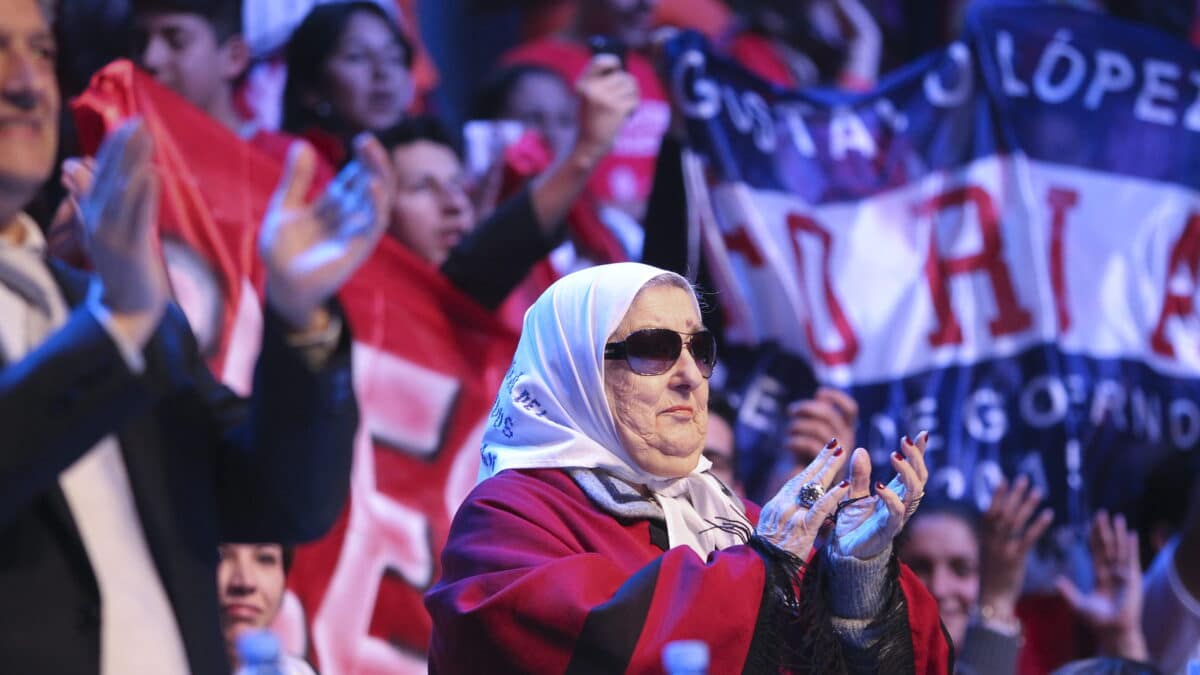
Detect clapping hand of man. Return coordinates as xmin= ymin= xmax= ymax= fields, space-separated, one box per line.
xmin=259 ymin=133 xmax=393 ymax=332
xmin=75 ymin=119 xmax=170 ymax=349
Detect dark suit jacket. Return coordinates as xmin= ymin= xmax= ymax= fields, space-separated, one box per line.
xmin=0 ymin=260 xmax=358 ymax=674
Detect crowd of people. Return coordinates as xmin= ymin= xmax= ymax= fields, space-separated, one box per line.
xmin=2 ymin=0 xmax=1199 ymax=673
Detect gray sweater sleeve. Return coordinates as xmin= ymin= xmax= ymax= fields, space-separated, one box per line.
xmin=825 ymin=544 xmax=894 ymax=648
xmin=955 ymin=623 xmax=1021 ymax=675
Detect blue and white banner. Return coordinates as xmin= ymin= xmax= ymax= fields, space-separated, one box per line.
xmin=666 ymin=2 xmax=1200 ymax=524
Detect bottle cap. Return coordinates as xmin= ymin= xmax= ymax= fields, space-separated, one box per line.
xmin=663 ymin=639 xmax=709 ymax=672
xmin=236 ymin=630 xmax=281 ymax=665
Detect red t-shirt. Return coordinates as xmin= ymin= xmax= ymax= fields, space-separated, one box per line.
xmin=503 ymin=38 xmax=671 ymax=211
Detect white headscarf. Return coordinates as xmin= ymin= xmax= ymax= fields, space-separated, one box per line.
xmin=479 ymin=262 xmax=747 ymax=558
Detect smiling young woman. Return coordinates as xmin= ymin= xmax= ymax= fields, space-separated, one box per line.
xmin=217 ymin=543 xmax=316 ymax=674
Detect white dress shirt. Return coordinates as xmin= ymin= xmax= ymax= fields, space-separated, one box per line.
xmin=0 ymin=215 xmax=190 ymax=674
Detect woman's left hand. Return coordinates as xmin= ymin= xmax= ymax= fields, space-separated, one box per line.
xmin=833 ymin=432 xmax=929 ymax=560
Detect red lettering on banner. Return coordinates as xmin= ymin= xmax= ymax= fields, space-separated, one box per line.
xmin=1150 ymin=212 xmax=1200 ymax=358
xmin=723 ymin=226 xmax=765 ymax=266
xmin=1047 ymin=187 xmax=1080 ymax=333
xmin=917 ymin=186 xmax=1033 ymax=346
xmin=786 ymin=213 xmax=859 ymax=365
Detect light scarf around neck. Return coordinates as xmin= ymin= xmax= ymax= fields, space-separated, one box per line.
xmin=0 ymin=214 xmax=69 ymax=361
xmin=479 ymin=262 xmax=748 ymax=558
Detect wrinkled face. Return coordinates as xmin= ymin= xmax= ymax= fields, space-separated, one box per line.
xmin=217 ymin=544 xmax=286 ymax=647
xmin=583 ymin=0 xmax=660 ymax=50
xmin=133 ymin=12 xmax=244 ymax=116
xmin=0 ymin=0 xmax=58 ymax=217
xmin=604 ymin=283 xmax=709 ymax=477
xmin=898 ymin=514 xmax=980 ymax=648
xmin=388 ymin=140 xmax=474 ymax=266
xmin=322 ymin=10 xmax=413 ymax=134
xmin=504 ymin=72 xmax=577 ymax=157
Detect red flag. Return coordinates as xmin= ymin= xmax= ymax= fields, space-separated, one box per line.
xmin=288 ymin=238 xmax=517 ymax=673
xmin=71 ymin=60 xmax=288 ymax=393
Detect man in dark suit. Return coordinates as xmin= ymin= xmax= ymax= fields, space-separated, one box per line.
xmin=0 ymin=0 xmax=393 ymax=671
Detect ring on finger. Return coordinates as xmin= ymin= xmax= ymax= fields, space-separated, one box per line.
xmin=796 ymin=482 xmax=825 ymax=509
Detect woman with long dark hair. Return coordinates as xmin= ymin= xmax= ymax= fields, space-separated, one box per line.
xmin=282 ymin=2 xmax=414 ymax=163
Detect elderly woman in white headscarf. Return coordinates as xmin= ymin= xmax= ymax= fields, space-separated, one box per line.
xmin=425 ymin=263 xmax=950 ymax=674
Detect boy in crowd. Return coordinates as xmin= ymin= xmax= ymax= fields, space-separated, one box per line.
xmin=131 ymin=0 xmax=323 ymax=164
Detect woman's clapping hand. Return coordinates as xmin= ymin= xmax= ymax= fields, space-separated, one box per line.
xmin=833 ymin=433 xmax=929 ymax=560
xmin=756 ymin=440 xmax=851 ymax=560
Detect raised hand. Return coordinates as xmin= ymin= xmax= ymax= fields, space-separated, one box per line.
xmin=978 ymin=476 xmax=1053 ymax=627
xmin=833 ymin=0 xmax=882 ymax=85
xmin=573 ymin=54 xmax=639 ymax=162
xmin=785 ymin=387 xmax=858 ymax=467
xmin=756 ymin=439 xmax=852 ymax=560
xmin=77 ymin=119 xmax=169 ymax=348
xmin=833 ymin=432 xmax=929 ymax=560
xmin=259 ymin=133 xmax=393 ymax=331
xmin=1056 ymin=511 xmax=1148 ymax=660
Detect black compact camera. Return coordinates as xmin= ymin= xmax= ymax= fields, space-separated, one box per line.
xmin=587 ymin=34 xmax=628 ymax=70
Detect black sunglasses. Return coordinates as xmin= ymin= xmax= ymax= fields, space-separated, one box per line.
xmin=604 ymin=328 xmax=717 ymax=378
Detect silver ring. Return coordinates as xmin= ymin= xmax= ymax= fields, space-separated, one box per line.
xmin=796 ymin=482 xmax=825 ymax=508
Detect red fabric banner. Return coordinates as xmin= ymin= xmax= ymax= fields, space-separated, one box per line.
xmin=72 ymin=60 xmax=280 ymax=395
xmin=294 ymin=238 xmax=516 ymax=673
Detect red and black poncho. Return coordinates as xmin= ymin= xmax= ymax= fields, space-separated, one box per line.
xmin=426 ymin=468 xmax=951 ymax=674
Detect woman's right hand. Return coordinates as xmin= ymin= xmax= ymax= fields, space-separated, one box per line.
xmin=756 ymin=439 xmax=852 ymax=559
xmin=573 ymin=54 xmax=639 ymax=164
xmin=978 ymin=476 xmax=1053 ymax=627
xmin=832 ymin=433 xmax=928 ymax=560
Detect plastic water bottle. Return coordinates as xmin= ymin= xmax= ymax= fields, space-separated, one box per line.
xmin=662 ymin=640 xmax=708 ymax=675
xmin=234 ymin=630 xmax=285 ymax=675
